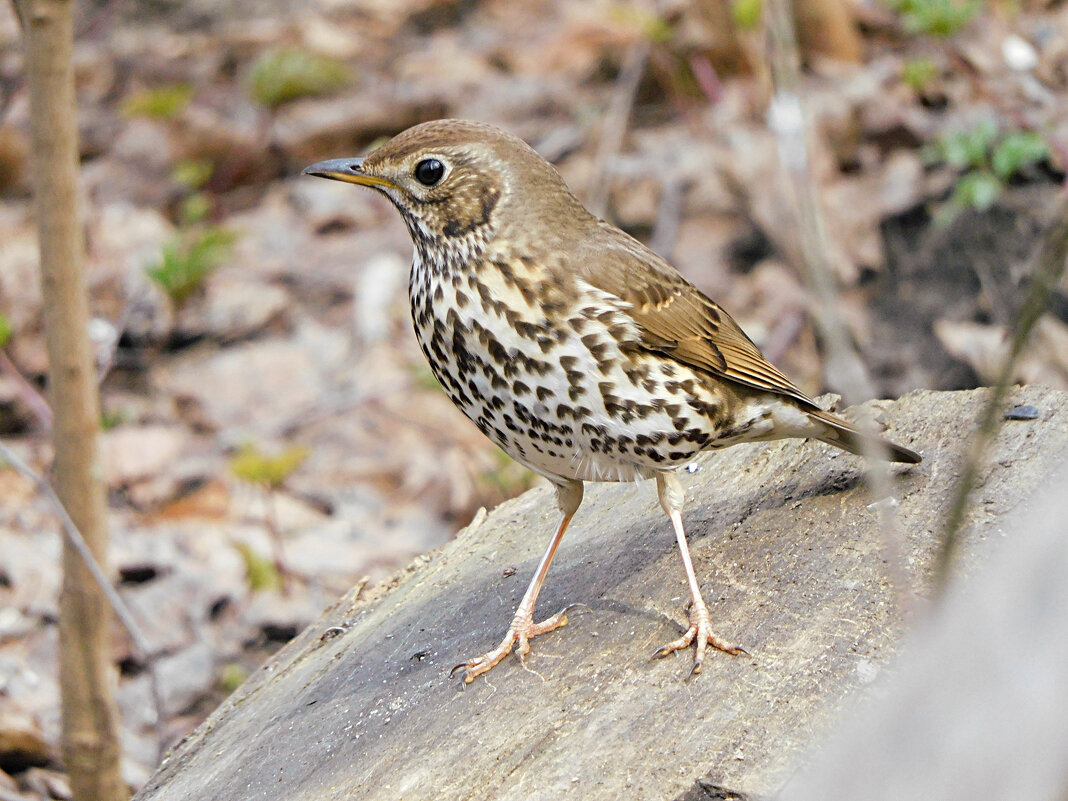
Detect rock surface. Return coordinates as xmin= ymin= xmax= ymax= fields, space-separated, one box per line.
xmin=132 ymin=386 xmax=1067 ymax=801
xmin=778 ymin=453 xmax=1068 ymax=801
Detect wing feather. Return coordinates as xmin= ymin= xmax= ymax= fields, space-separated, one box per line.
xmin=574 ymin=226 xmax=817 ymax=409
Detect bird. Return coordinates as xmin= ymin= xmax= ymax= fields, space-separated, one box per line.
xmin=303 ymin=119 xmax=920 ymax=683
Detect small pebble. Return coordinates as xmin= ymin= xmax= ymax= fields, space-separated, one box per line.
xmin=1004 ymin=405 xmax=1040 ymax=421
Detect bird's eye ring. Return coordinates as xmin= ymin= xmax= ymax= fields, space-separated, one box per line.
xmin=414 ymin=158 xmax=445 ymax=186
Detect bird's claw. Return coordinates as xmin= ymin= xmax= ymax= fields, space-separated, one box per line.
xmin=451 ymin=606 xmax=576 ymax=686
xmin=652 ymin=601 xmax=744 ymax=677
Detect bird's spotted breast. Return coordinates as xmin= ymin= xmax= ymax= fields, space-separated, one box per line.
xmin=410 ymin=258 xmax=763 ymax=483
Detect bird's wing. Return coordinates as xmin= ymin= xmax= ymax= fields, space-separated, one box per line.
xmin=575 ymin=227 xmax=818 ymax=409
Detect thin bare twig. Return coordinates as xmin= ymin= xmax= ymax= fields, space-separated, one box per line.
xmin=689 ymin=53 xmax=726 ymax=105
xmin=0 ymin=349 xmax=52 ymax=429
xmin=764 ymin=0 xmax=913 ymax=602
xmin=934 ymin=194 xmax=1068 ymax=584
xmin=0 ymin=440 xmax=167 ymax=764
xmin=587 ymin=40 xmax=650 ymax=218
xmin=263 ymin=487 xmax=293 ymax=596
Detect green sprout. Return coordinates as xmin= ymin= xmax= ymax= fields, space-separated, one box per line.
xmin=218 ymin=662 xmax=250 ymax=693
xmin=171 ymin=158 xmax=214 ymax=190
xmin=247 ymin=47 xmax=351 ymax=108
xmin=229 ymin=442 xmax=310 ymax=596
xmin=122 ymin=84 xmax=194 ymax=120
xmin=927 ymin=122 xmax=1049 ymax=222
xmin=145 ymin=227 xmax=236 ymax=305
xmin=887 ymin=0 xmax=982 ymax=37
xmin=232 ymin=541 xmax=284 ymax=593
xmin=901 ymin=57 xmax=938 ymax=92
xmin=100 ymin=408 xmax=126 ymax=431
xmin=229 ymin=443 xmax=309 ymax=489
xmin=731 ymin=0 xmax=763 ymax=31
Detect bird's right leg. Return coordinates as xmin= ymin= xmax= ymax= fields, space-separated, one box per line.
xmin=452 ymin=479 xmax=583 ymax=684
xmin=653 ymin=471 xmax=744 ymax=676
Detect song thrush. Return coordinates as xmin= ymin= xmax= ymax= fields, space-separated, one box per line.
xmin=304 ymin=119 xmax=920 ymax=683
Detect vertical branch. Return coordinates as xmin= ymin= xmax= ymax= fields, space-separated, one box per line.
xmin=764 ymin=0 xmax=912 ymax=600
xmin=15 ymin=0 xmax=127 ymax=798
xmin=765 ymin=0 xmax=871 ymax=400
xmin=934 ymin=197 xmax=1068 ymax=583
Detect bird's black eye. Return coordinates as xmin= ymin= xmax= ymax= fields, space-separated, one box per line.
xmin=414 ymin=158 xmax=445 ymax=186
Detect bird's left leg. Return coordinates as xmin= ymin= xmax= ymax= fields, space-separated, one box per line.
xmin=452 ymin=479 xmax=584 ymax=683
xmin=653 ymin=470 xmax=744 ymax=675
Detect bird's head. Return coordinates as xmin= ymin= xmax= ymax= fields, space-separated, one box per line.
xmin=303 ymin=119 xmax=584 ymax=260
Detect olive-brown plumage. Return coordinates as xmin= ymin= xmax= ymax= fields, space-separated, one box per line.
xmin=304 ymin=119 xmax=920 ymax=682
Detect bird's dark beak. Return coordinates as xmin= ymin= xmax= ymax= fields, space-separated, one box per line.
xmin=302 ymin=157 xmax=396 ymax=189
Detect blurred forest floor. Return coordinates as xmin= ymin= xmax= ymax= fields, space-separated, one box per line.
xmin=1 ymin=0 xmax=1067 ymax=795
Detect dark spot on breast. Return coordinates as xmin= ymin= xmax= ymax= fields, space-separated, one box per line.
xmin=596 ymin=358 xmax=618 ymax=376
xmin=517 ymin=284 xmax=536 ymax=306
xmin=492 ymin=259 xmax=515 ymax=283
xmin=445 ymin=308 xmax=466 ymax=332
xmin=486 ymin=336 xmax=509 ymax=366
xmin=514 ymin=321 xmax=537 ymax=340
xmin=687 ymin=398 xmax=721 ymax=419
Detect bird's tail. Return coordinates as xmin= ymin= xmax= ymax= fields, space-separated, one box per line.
xmin=807 ymin=408 xmax=921 ymax=464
